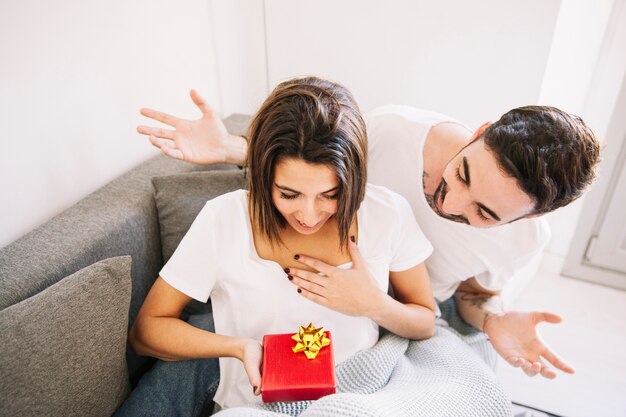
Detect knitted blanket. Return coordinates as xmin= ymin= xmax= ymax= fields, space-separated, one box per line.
xmin=214 ymin=324 xmax=512 ymax=417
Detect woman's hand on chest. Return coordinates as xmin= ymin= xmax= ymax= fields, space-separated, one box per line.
xmin=284 ymin=237 xmax=386 ymax=318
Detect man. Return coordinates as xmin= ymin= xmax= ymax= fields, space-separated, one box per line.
xmin=138 ymin=90 xmax=600 ymax=380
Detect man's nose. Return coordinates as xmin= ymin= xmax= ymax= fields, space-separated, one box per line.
xmin=442 ymin=188 xmax=470 ymax=215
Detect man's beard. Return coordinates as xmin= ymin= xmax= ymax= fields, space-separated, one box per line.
xmin=429 ymin=179 xmax=469 ymax=224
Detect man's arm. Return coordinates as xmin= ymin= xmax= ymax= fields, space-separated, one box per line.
xmin=454 ymin=277 xmax=504 ymax=331
xmin=454 ymin=278 xmax=575 ymax=379
xmin=137 ymin=89 xmax=248 ymax=165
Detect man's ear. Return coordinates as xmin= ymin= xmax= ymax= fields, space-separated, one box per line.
xmin=469 ymin=121 xmax=492 ymax=142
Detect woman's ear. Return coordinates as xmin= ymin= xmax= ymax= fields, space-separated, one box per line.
xmin=469 ymin=121 xmax=492 ymax=142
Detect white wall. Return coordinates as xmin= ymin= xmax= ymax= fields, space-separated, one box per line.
xmin=0 ymin=0 xmax=220 ymax=248
xmin=209 ymin=0 xmax=268 ymax=116
xmin=538 ymin=0 xmax=616 ymax=257
xmin=264 ymin=0 xmax=560 ymax=129
xmin=1 ymin=0 xmax=618 ymax=253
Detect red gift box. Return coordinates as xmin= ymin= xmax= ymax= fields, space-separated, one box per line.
xmin=261 ymin=328 xmax=336 ymax=402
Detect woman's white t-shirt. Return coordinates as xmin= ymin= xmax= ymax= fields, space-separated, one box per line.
xmin=160 ymin=184 xmax=433 ymax=409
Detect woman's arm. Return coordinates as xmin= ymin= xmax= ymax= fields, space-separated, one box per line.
xmin=289 ymin=240 xmax=436 ymax=340
xmin=377 ymin=262 xmax=436 ymax=339
xmin=130 ymin=277 xmax=263 ymax=393
xmin=129 ymin=277 xmax=243 ymax=360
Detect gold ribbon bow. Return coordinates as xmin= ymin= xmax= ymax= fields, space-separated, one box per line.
xmin=291 ymin=322 xmax=331 ymax=360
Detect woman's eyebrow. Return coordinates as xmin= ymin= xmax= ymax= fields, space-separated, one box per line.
xmin=275 ymin=184 xmax=339 ymax=194
xmin=321 ymin=186 xmax=340 ymax=194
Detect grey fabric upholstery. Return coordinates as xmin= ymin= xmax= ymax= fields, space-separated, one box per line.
xmin=152 ymin=170 xmax=248 ymax=263
xmin=0 ymin=256 xmax=132 ymax=417
xmin=151 ymin=170 xmax=248 ymax=316
xmin=0 ymin=114 xmax=251 ymax=378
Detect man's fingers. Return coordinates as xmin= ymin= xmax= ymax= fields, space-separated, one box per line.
xmin=137 ymin=125 xmax=175 ymax=140
xmin=509 ymin=357 xmax=539 ymax=377
xmin=140 ymin=108 xmax=179 ymax=127
xmin=521 ymin=360 xmax=538 ymax=377
xmin=540 ymin=364 xmax=557 ymax=379
xmin=160 ymin=143 xmax=185 ymax=161
xmin=148 ymin=134 xmax=175 ymax=149
xmin=530 ymin=361 xmax=542 ymax=375
xmin=535 ymin=311 xmax=562 ymax=324
xmin=190 ymin=89 xmax=216 ymax=117
xmin=542 ymin=347 xmax=575 ymax=374
xmin=507 ymin=356 xmax=524 ymax=368
xmin=294 ymin=254 xmax=333 ymax=276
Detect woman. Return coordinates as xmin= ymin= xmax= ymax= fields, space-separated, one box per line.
xmin=123 ymin=76 xmax=436 ymax=414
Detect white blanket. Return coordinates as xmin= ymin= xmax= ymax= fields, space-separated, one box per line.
xmin=214 ymin=324 xmax=512 ymax=417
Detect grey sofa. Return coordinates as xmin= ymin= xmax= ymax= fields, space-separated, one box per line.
xmin=0 ymin=115 xmax=249 ymax=417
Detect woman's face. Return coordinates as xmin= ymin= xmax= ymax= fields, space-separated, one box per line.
xmin=272 ymin=158 xmax=340 ymax=235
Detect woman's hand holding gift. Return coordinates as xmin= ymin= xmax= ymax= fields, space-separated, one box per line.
xmin=237 ymin=338 xmax=264 ymax=396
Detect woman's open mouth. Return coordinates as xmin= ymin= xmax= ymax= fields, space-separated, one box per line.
xmin=296 ymin=219 xmax=319 ymax=231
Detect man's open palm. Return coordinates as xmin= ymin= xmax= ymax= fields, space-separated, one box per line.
xmin=486 ymin=311 xmax=575 ymax=378
xmin=137 ymin=90 xmax=231 ymax=164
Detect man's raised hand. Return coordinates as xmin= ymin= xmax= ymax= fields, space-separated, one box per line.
xmin=137 ymin=90 xmax=244 ymax=165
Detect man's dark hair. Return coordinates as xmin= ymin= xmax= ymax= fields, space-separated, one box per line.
xmin=481 ymin=106 xmax=601 ymax=214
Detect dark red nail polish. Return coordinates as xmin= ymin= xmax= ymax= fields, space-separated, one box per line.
xmin=284 ymin=267 xmax=290 ymax=273
xmin=297 ymin=288 xmax=302 ymax=293
xmin=350 ymin=235 xmax=356 ymax=243
xmin=287 ymin=275 xmax=293 ymax=280
xmin=294 ymin=254 xmax=300 ymax=260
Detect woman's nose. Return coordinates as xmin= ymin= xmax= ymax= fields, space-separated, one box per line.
xmin=299 ymin=199 xmax=320 ymax=224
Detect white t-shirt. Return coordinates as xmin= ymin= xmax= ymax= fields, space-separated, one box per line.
xmin=366 ymin=105 xmax=551 ymax=301
xmin=160 ymin=184 xmax=432 ymax=409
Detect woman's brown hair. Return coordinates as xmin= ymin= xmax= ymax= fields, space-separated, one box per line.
xmin=246 ymin=76 xmax=367 ymax=248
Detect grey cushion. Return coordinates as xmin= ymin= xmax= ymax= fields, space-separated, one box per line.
xmin=0 ymin=256 xmax=132 ymax=417
xmin=152 ymin=170 xmax=248 ymax=263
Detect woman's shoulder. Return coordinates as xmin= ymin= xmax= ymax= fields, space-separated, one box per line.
xmin=197 ymin=189 xmax=248 ymax=220
xmin=202 ymin=188 xmax=247 ymax=207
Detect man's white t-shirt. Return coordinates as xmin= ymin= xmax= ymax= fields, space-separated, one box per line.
xmin=160 ymin=184 xmax=432 ymax=409
xmin=366 ymin=105 xmax=551 ymax=301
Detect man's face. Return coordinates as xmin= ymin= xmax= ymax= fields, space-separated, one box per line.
xmin=431 ymin=139 xmax=537 ymax=228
